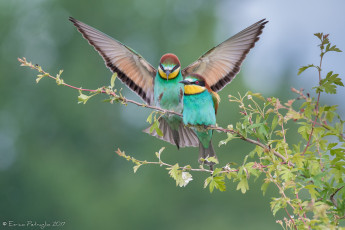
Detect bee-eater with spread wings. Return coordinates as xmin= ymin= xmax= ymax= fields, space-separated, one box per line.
xmin=69 ymin=17 xmax=267 ymax=151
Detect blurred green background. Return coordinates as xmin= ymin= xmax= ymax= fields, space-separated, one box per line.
xmin=1 ymin=0 xmax=345 ymax=229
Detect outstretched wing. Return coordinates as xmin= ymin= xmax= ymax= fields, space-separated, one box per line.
xmin=182 ymin=19 xmax=268 ymax=92
xmin=70 ymin=17 xmax=156 ymax=105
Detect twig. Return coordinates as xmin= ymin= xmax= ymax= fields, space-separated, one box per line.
xmin=271 ymin=175 xmax=297 ymax=230
xmin=291 ymin=87 xmax=308 ymax=100
xmin=280 ymin=116 xmax=289 ymax=158
xmin=330 ymin=185 xmax=344 ymax=207
xmin=296 ymin=192 xmax=309 ymax=228
xmin=115 ymin=148 xmax=240 ymax=174
xmin=18 ymin=57 xmax=181 ymax=116
xmin=210 ymin=126 xmax=288 ymax=162
xmin=301 ymin=35 xmax=325 ymax=155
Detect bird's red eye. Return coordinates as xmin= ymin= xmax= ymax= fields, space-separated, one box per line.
xmin=195 ymin=81 xmax=199 ymax=84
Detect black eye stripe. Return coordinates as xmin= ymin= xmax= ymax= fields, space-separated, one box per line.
xmin=159 ymin=63 xmax=165 ymax=71
xmin=194 ymin=80 xmax=205 ymax=86
xmin=171 ymin=64 xmax=180 ymax=72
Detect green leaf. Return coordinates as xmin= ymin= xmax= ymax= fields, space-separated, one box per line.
xmin=218 ymin=132 xmax=236 ymax=147
xmin=154 ymin=121 xmax=163 ymax=137
xmin=148 ymin=119 xmax=163 ymax=137
xmin=326 ymin=44 xmax=342 ymax=53
xmin=78 ymin=92 xmax=91 ymax=104
xmin=314 ymin=33 xmax=323 ymax=40
xmin=168 ymin=164 xmax=182 ymax=184
xmin=261 ymin=182 xmax=270 ymax=196
xmin=270 ymin=198 xmax=286 ymax=216
xmin=155 ymin=147 xmax=165 ymax=161
xmin=305 ymin=184 xmax=320 ymax=200
xmin=206 ymin=156 xmax=219 ymax=164
xmin=247 ymin=91 xmax=265 ymax=101
xmin=204 ymin=175 xmax=226 ymax=193
xmin=36 ymin=74 xmax=44 ymax=83
xmin=36 ymin=73 xmax=49 ymax=83
xmin=133 ymin=164 xmax=141 ymax=173
xmin=271 ymin=115 xmax=278 ymax=131
xmin=236 ymin=175 xmax=249 ymax=194
xmin=56 ymin=70 xmax=64 ymax=85
xmin=110 ymin=73 xmax=117 ymax=89
xmin=146 ymin=111 xmax=154 ymax=124
xmin=212 ymin=167 xmax=223 ymax=176
xmin=298 ymin=64 xmax=315 ymax=75
xmin=168 ymin=164 xmax=193 ymax=187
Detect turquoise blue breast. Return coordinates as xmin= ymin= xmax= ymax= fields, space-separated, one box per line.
xmin=182 ymin=90 xmax=216 ymax=126
xmin=154 ymin=72 xmax=184 ymax=112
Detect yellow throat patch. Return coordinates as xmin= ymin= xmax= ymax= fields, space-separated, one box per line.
xmin=184 ymin=85 xmax=206 ymax=95
xmin=158 ymin=67 xmax=180 ymax=79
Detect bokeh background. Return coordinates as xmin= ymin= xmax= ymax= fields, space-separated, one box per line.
xmin=1 ymin=0 xmax=345 ymax=229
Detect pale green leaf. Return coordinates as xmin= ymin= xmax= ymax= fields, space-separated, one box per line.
xmin=110 ymin=73 xmax=117 ymax=89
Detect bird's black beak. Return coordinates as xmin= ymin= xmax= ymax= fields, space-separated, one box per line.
xmin=165 ymin=70 xmax=171 ymax=81
xmin=179 ymin=80 xmax=191 ymax=85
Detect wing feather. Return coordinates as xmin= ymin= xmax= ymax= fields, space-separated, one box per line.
xmin=70 ymin=17 xmax=156 ymax=104
xmin=182 ymin=19 xmax=268 ymax=92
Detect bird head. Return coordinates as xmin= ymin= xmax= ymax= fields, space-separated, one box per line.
xmin=180 ymin=73 xmax=220 ymax=114
xmin=179 ymin=74 xmax=209 ymax=95
xmin=158 ymin=53 xmax=181 ymax=81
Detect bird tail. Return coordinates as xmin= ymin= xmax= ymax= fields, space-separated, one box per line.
xmin=199 ymin=141 xmax=218 ymax=167
xmin=143 ymin=117 xmax=199 ymax=149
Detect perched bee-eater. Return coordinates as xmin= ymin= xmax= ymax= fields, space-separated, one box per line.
xmin=69 ymin=17 xmax=267 ymax=150
xmin=180 ymin=74 xmax=220 ymax=168
xmin=69 ymin=17 xmax=198 ymax=149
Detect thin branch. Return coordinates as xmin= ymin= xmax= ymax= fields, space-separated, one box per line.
xmin=291 ymin=87 xmax=308 ymax=100
xmin=296 ymin=191 xmax=309 ymax=228
xmin=302 ymin=36 xmax=324 ymax=155
xmin=330 ymin=185 xmax=344 ymax=207
xmin=210 ymin=126 xmax=288 ymax=162
xmin=18 ymin=57 xmax=181 ymax=116
xmin=280 ymin=116 xmax=289 ymax=158
xmin=115 ymin=148 xmax=240 ymax=174
xmin=271 ymin=175 xmax=297 ymax=230
xmin=284 ymin=207 xmax=297 ymax=230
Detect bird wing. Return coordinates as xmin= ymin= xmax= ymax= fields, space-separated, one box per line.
xmin=182 ymin=19 xmax=268 ymax=92
xmin=70 ymin=17 xmax=156 ymax=105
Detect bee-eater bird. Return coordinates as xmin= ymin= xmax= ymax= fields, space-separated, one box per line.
xmin=69 ymin=17 xmax=267 ymax=150
xmin=180 ymin=74 xmax=220 ymax=168
xmin=69 ymin=17 xmax=199 ymax=149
